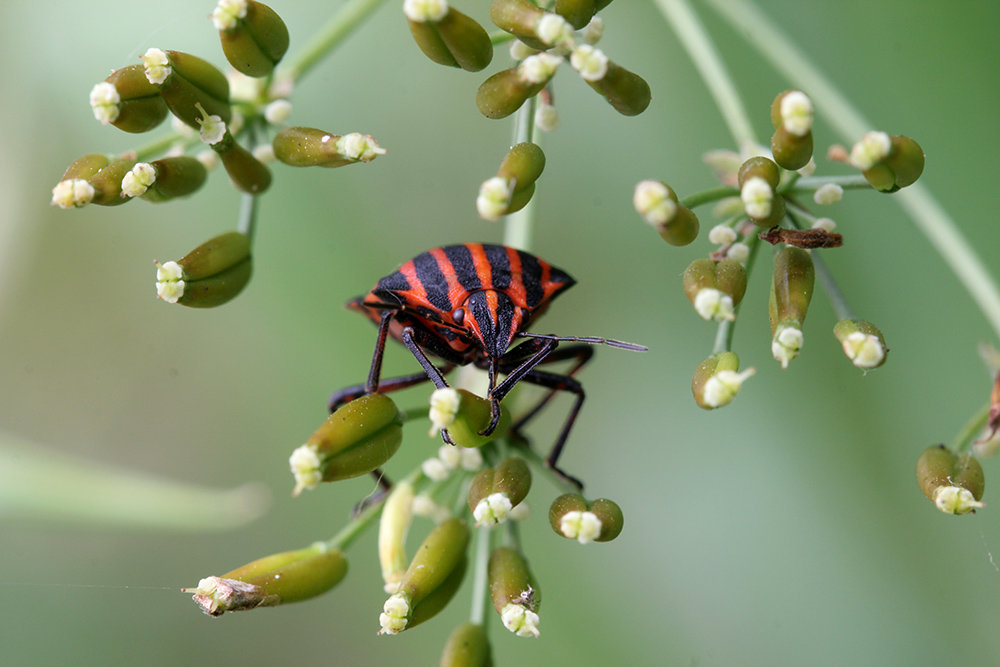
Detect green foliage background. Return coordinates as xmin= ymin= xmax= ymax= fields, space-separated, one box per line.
xmin=1 ymin=1 xmax=999 ymax=664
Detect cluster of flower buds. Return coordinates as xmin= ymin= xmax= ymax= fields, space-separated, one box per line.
xmin=477 ymin=142 xmax=545 ymax=220
xmin=634 ymin=88 xmax=920 ymax=406
xmin=155 ymin=231 xmax=252 ymax=307
xmin=916 ymin=444 xmax=985 ymax=515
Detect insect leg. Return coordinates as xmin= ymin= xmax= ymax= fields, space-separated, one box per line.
xmin=329 ymin=371 xmax=438 ymax=412
xmin=365 ymin=309 xmax=395 ymax=394
xmin=506 ymin=344 xmax=594 ymax=433
xmin=515 ymin=368 xmax=586 ymax=491
xmin=400 ymin=327 xmax=451 ymax=390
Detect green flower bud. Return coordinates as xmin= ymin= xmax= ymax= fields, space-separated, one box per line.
xmin=771 ymin=125 xmax=813 ymax=171
xmin=916 ymin=444 xmax=985 ymax=515
xmin=548 ymin=493 xmax=623 ymax=543
xmin=554 ymin=0 xmax=598 ymax=29
xmin=141 ymin=48 xmax=231 ymax=129
xmin=439 ymin=622 xmax=492 ymax=667
xmin=883 ymin=135 xmax=924 ymax=189
xmin=691 ymin=351 xmax=755 ymax=410
xmin=738 ymin=156 xmax=780 ymax=191
xmin=476 ymin=65 xmax=548 ymax=120
xmin=406 ymin=553 xmax=468 ymax=630
xmin=477 ymin=142 xmax=545 ymax=220
xmin=467 ymin=457 xmax=532 ymax=526
xmin=769 ymin=247 xmax=814 ymax=368
xmin=851 ymin=132 xmax=924 ymax=192
xmin=87 ymin=157 xmax=137 ymax=206
xmin=186 ymin=542 xmax=348 ymax=616
xmin=272 ymin=127 xmax=386 ymax=168
xmin=121 ymin=156 xmax=207 ymax=202
xmin=289 ymin=393 xmax=403 ymax=495
xmin=488 ymin=546 xmax=540 ymax=637
xmin=214 ymin=1 xmax=290 ymax=77
xmin=581 ymin=58 xmax=651 ymax=116
xmin=740 ymin=170 xmax=786 ymax=227
xmin=379 ymin=481 xmax=415 ymax=594
xmin=210 ymin=130 xmax=272 ymax=193
xmin=428 ymin=388 xmax=510 ymax=448
xmin=406 ymin=2 xmax=493 ymax=72
xmin=833 ymin=319 xmax=888 ymax=370
xmin=51 ymin=153 xmax=109 ymax=208
xmin=632 ymin=180 xmax=700 ymax=246
xmin=91 ymin=64 xmax=169 ymax=133
xmin=682 ymin=259 xmax=747 ymax=322
xmin=155 ymin=231 xmax=252 ymax=308
xmin=380 ymin=517 xmax=470 ymax=635
xmin=490 ymin=0 xmax=571 ymax=50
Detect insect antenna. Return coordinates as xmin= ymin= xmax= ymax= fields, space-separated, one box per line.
xmin=516 ymin=332 xmax=648 ymax=352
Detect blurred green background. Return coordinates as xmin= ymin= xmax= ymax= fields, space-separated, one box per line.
xmin=2 ymin=1 xmax=999 ymax=665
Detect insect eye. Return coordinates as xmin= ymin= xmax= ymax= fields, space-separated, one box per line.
xmin=451 ymin=307 xmax=465 ymax=325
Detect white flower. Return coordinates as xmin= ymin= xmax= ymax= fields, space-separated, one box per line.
xmin=740 ymin=176 xmax=773 ymax=219
xmin=518 ymin=53 xmax=562 ymax=84
xmin=89 ymin=82 xmax=120 ymax=124
xmin=50 ymin=179 xmax=95 ymax=209
xmin=335 ymin=133 xmax=386 ymax=162
xmin=702 ymin=368 xmax=756 ymax=408
xmin=633 ymin=180 xmax=677 ymax=226
xmin=509 ymin=40 xmax=537 ymax=61
xmin=692 ymin=288 xmax=735 ymax=322
xmin=421 ymin=457 xmax=450 ymax=482
xmin=473 ymin=492 xmax=513 ymax=526
xmin=140 ymin=48 xmax=171 ymax=85
xmin=581 ymin=16 xmax=604 ymax=45
xmin=779 ymin=90 xmax=813 ymax=136
xmin=933 ymin=486 xmax=984 ymax=515
xmin=196 ymin=106 xmax=227 ymax=145
xmin=288 ymin=445 xmax=321 ymax=495
xmin=501 ymin=603 xmax=540 ymax=638
xmin=477 ymin=177 xmax=514 ymax=221
xmin=536 ymin=13 xmax=573 ymax=47
xmin=840 ymin=331 xmax=885 ymax=369
xmin=726 ymin=242 xmax=750 ymax=264
xmin=534 ymin=103 xmax=559 ymax=132
xmin=570 ymin=44 xmax=608 ymax=82
xmin=212 ymin=0 xmax=247 ymax=30
xmin=252 ymin=144 xmax=275 ymax=163
xmin=264 ymin=99 xmax=292 ymax=124
xmin=813 ymin=183 xmax=843 ymax=205
xmin=771 ymin=325 xmax=804 ymax=369
xmin=379 ymin=593 xmax=411 ymax=635
xmin=849 ymin=131 xmax=891 ymax=170
xmin=558 ymin=510 xmax=602 ymax=544
xmin=403 ymin=0 xmax=448 ymax=22
xmin=708 ymin=224 xmax=738 ymax=245
xmin=428 ymin=387 xmax=461 ymax=436
xmin=812 ymin=217 xmax=836 ymax=232
xmin=121 ymin=162 xmax=157 ymax=198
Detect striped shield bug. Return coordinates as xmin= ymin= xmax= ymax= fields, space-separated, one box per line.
xmin=329 ymin=243 xmax=645 ymax=488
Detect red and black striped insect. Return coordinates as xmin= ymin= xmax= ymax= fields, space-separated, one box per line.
xmin=329 ymin=243 xmax=645 ymax=488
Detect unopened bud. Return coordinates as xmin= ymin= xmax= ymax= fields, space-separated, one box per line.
xmin=488 ymin=547 xmax=540 ymax=637
xmin=155 ymin=231 xmax=251 ymax=307
xmin=439 ymin=622 xmax=492 ymax=667
xmin=916 ymin=444 xmax=985 ymax=515
xmin=428 ymin=388 xmax=510 ymax=448
xmin=468 ymin=457 xmax=532 ymax=526
xmin=121 ymin=156 xmax=207 ymax=201
xmin=692 ymin=351 xmax=754 ymax=409
xmin=216 ymin=1 xmax=290 ymax=77
xmin=548 ymin=493 xmax=623 ymax=543
xmin=272 ymin=127 xmax=386 ymax=168
xmin=833 ymin=319 xmax=887 ymax=369
xmin=406 ymin=3 xmax=493 ymax=72
xmin=92 ymin=64 xmax=169 ymax=133
xmin=682 ymin=259 xmax=747 ymax=322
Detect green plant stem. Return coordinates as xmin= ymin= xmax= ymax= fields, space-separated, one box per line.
xmin=324 ymin=469 xmax=423 ymax=551
xmin=133 ymin=132 xmax=191 ymax=162
xmin=785 ymin=208 xmax=855 ymax=321
xmin=652 ymin=0 xmax=757 ymax=154
xmin=503 ymin=96 xmax=539 ymax=251
xmin=283 ymin=0 xmax=392 ymax=83
xmin=469 ymin=525 xmax=493 ymax=626
xmin=712 ymin=231 xmax=762 ymax=355
xmin=788 ymin=175 xmax=872 ymax=193
xmin=950 ymin=403 xmax=991 ymax=454
xmin=681 ymin=185 xmax=738 ymax=210
xmin=705 ymin=0 xmax=1000 ymax=343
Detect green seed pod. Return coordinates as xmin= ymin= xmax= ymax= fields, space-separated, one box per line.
xmin=407 ymin=5 xmax=493 ymax=72
xmin=548 ymin=493 xmax=623 ymax=542
xmin=658 ymin=206 xmax=700 ymax=246
xmin=737 ymin=156 xmax=780 ymax=191
xmin=691 ymin=351 xmax=755 ymax=410
xmin=141 ymin=48 xmax=231 ymax=128
xmin=51 ymin=154 xmax=109 ymax=208
xmin=212 ymin=131 xmax=272 ymax=193
xmin=217 ymin=1 xmax=290 ymax=77
xmin=61 ymin=153 xmax=110 ymax=180
xmin=489 ymin=0 xmax=551 ymax=49
xmin=175 ymin=231 xmax=250 ymax=282
xmin=476 ymin=66 xmax=546 ymax=119
xmin=771 ymin=125 xmax=813 ymax=171
xmin=504 ymin=182 xmax=535 ymax=216
xmin=467 ymin=457 xmax=532 ymax=525
xmin=916 ymin=444 xmax=985 ymax=515
xmin=122 ymin=156 xmax=208 ymax=202
xmin=498 ymin=142 xmax=545 ymax=192
xmin=155 ymin=231 xmax=253 ymax=308
xmin=586 ymin=60 xmax=651 ymax=116
xmin=770 ymin=247 xmax=814 ymax=329
xmin=289 ymin=394 xmax=403 ymax=494
xmin=884 ymin=135 xmax=924 ymax=189
xmin=93 ymin=64 xmax=169 ymax=133
xmin=380 ymin=518 xmax=471 ymax=635
xmin=407 ymin=554 xmax=468 ymax=630
xmin=430 ymin=388 xmax=511 ymax=448
xmin=833 ymin=319 xmax=888 ymax=369
xmin=272 ymin=127 xmax=386 ymax=168
xmin=682 ymin=259 xmax=746 ymax=322
xmin=187 ymin=543 xmax=348 ymax=616
xmin=488 ymin=546 xmax=540 ymax=637
xmin=554 ymin=0 xmax=597 ymax=29
xmin=439 ymin=622 xmax=492 ymax=667
xmin=88 ymin=157 xmax=136 ymax=206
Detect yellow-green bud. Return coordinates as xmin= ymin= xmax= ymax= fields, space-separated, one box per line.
xmin=186 ymin=543 xmax=348 ymax=616
xmin=406 ymin=3 xmax=493 ymax=72
xmin=428 ymin=388 xmax=510 ymax=448
xmin=272 ymin=127 xmax=386 ymax=168
xmin=740 ymin=175 xmax=786 ymax=227
xmin=155 ymin=231 xmax=252 ymax=307
xmin=584 ymin=60 xmax=651 ymax=116
xmin=476 ymin=66 xmax=547 ymax=120
xmin=852 ymin=132 xmax=924 ymax=192
xmin=210 ymin=130 xmax=272 ymax=193
xmin=488 ymin=546 xmax=540 ymax=637
xmin=142 ymin=48 xmax=231 ymax=129
xmin=771 ymin=125 xmax=813 ymax=171
xmin=554 ymin=0 xmax=597 ymax=29
xmin=380 ymin=518 xmax=470 ymax=635
xmin=92 ymin=64 xmax=169 ymax=133
xmin=468 ymin=457 xmax=532 ymax=526
xmin=833 ymin=319 xmax=888 ymax=370
xmin=379 ymin=481 xmax=415 ymax=594
xmin=477 ymin=142 xmax=545 ymax=219
xmin=738 ymin=156 xmax=780 ymax=191
xmin=51 ymin=154 xmax=109 ymax=208
xmin=216 ymin=1 xmax=290 ymax=78
xmin=916 ymin=444 xmax=985 ymax=515
xmin=691 ymin=351 xmax=755 ymax=410
xmin=682 ymin=259 xmax=747 ymax=322
xmin=490 ymin=0 xmax=568 ymax=50
xmin=768 ymin=247 xmax=814 ymax=368
xmin=290 ymin=393 xmax=403 ymax=495
xmin=548 ymin=493 xmax=623 ymax=543
xmin=121 ymin=156 xmax=207 ymax=202
xmin=439 ymin=622 xmax=492 ymax=667
xmin=87 ymin=157 xmax=137 ymax=206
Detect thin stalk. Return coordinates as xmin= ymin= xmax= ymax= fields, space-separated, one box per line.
xmin=283 ymin=0 xmax=392 ymax=83
xmin=469 ymin=525 xmax=493 ymax=626
xmin=705 ymin=0 xmax=1000 ymax=342
xmin=503 ymin=96 xmax=539 ymax=251
xmin=789 ymin=174 xmax=871 ymax=193
xmin=950 ymin=403 xmax=991 ymax=454
xmin=681 ymin=185 xmax=738 ymax=210
xmin=324 ymin=469 xmax=424 ymax=551
xmin=785 ymin=209 xmax=855 ymax=321
xmin=652 ymin=0 xmax=757 ymax=153
xmin=712 ymin=231 xmax=762 ymax=354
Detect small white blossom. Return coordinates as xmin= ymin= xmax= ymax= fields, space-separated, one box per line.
xmin=335 ymin=133 xmax=386 ymax=162
xmin=288 ymin=445 xmax=321 ymax=495
xmin=89 ymin=82 xmax=120 ymax=124
xmin=411 ymin=494 xmax=452 ymax=523
xmin=779 ymin=90 xmax=813 ymax=136
xmin=559 ymin=510 xmax=602 ymax=544
xmin=429 ymin=387 xmax=461 ymax=436
xmin=840 ymin=331 xmax=885 ymax=369
xmin=534 ymin=103 xmax=559 ymax=132
xmin=197 ymin=150 xmax=219 ymax=170
xmin=501 ymin=603 xmax=540 ymax=638
xmin=459 ymin=447 xmax=483 ymax=471
xmin=702 ymin=368 xmax=756 ymax=408
xmin=196 ymin=106 xmax=227 ymax=145
xmin=121 ymin=162 xmax=157 ymax=198
xmin=252 ymin=144 xmax=275 ymax=163
xmin=581 ymin=16 xmax=604 ymax=44
xmin=473 ymin=492 xmax=513 ymax=526
xmin=536 ymin=13 xmax=573 ymax=47
xmin=812 ymin=217 xmax=836 ymax=232
xmin=437 ymin=444 xmax=461 ymax=469
xmin=633 ymin=179 xmax=677 ymax=226
xmin=708 ymin=224 xmax=738 ymax=245
xmin=569 ymin=44 xmax=608 ymax=82
xmin=51 ymin=179 xmax=95 ymax=209
xmin=141 ymin=48 xmax=171 ymax=85
xmin=264 ymin=99 xmax=292 ymax=124
xmin=693 ymin=289 xmax=735 ymax=323
xmin=741 ymin=176 xmax=773 ymax=219
xmin=518 ymin=53 xmax=562 ymax=84
xmin=813 ymin=183 xmax=843 ymax=205
xmin=849 ymin=131 xmax=891 ymax=170
xmin=477 ymin=177 xmax=514 ymax=221
xmin=933 ymin=486 xmax=985 ymax=516
xmin=212 ymin=0 xmax=247 ymax=30
xmin=379 ymin=593 xmax=411 ymax=635
xmin=772 ymin=325 xmax=804 ymax=369
xmin=726 ymin=242 xmax=750 ymax=264
xmin=509 ymin=40 xmax=538 ymax=61
xmin=403 ymin=0 xmax=448 ymax=22
xmin=421 ymin=457 xmax=450 ymax=482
